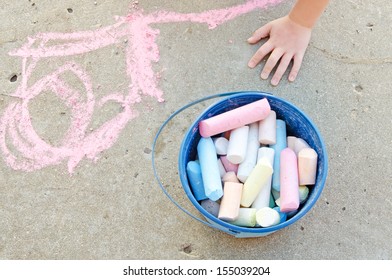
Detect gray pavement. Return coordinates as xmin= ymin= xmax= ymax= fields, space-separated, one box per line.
xmin=0 ymin=0 xmax=391 ymax=259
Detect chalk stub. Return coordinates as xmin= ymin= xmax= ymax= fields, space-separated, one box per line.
xmin=218 ymin=182 xmax=243 ymax=222
xmin=256 ymin=207 xmax=281 ymax=227
xmin=298 ymin=148 xmax=318 ymax=185
xmin=201 ymin=199 xmax=220 ymax=218
xmin=226 ymin=126 xmax=249 ymax=164
xmin=230 ymin=208 xmax=257 ymax=227
xmin=186 ymin=161 xmax=208 ymax=201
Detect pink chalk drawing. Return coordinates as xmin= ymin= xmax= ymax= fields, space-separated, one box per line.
xmin=0 ymin=0 xmax=282 ymax=173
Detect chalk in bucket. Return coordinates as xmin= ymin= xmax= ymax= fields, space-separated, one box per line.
xmin=152 ymin=91 xmax=328 ymax=238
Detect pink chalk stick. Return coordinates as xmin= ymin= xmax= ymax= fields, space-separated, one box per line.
xmin=220 ymin=155 xmax=239 ymax=174
xmin=199 ymin=99 xmax=271 ymax=137
xmin=218 ymin=182 xmax=243 ymax=222
xmin=280 ymin=148 xmax=300 ymax=212
xmin=298 ymin=148 xmax=318 ymax=185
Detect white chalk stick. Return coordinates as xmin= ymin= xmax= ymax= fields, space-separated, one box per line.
xmin=226 ymin=126 xmax=249 ymax=164
xmin=237 ymin=122 xmax=260 ymax=183
xmin=294 ymin=138 xmax=310 ymax=156
xmin=230 ymin=208 xmax=257 ymax=227
xmin=240 ymin=157 xmax=273 ymax=207
xmin=213 ymin=137 xmax=229 ymax=155
xmin=257 ymin=147 xmax=275 ymax=165
xmin=217 ymin=158 xmax=226 ymax=178
xmin=298 ymin=148 xmax=318 ymax=185
xmin=258 ymin=110 xmax=276 ymax=145
xmin=256 ymin=207 xmax=281 ymax=227
xmin=287 ymin=136 xmax=297 ymax=150
xmin=218 ymin=182 xmax=243 ymax=222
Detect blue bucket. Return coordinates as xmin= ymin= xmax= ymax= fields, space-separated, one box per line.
xmin=175 ymin=91 xmax=328 ymax=238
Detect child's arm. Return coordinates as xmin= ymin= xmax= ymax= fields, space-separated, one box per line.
xmin=248 ymin=0 xmax=329 ymax=86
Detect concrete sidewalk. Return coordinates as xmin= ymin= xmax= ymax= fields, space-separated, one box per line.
xmin=0 ymin=0 xmax=391 ymax=259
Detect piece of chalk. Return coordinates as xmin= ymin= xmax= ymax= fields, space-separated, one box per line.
xmin=271 ymin=119 xmax=287 ymax=191
xmin=217 ymin=158 xmax=226 ymax=178
xmin=273 ymin=207 xmax=287 ymax=223
xmin=226 ymin=126 xmax=249 ymax=164
xmin=220 ymin=155 xmax=238 ymax=173
xmin=280 ymin=148 xmax=300 ymax=212
xmin=287 ymin=136 xmax=297 ymax=150
xmin=230 ymin=208 xmax=257 ymax=227
xmin=258 ymin=110 xmax=276 ymax=145
xmin=199 ymin=99 xmax=271 ymax=138
xmin=252 ymin=147 xmax=275 ymax=209
xmin=240 ymin=157 xmax=273 ymax=207
xmin=200 ymin=199 xmax=220 ymax=218
xmin=218 ymin=182 xmax=243 ymax=222
xmin=299 ymin=185 xmax=310 ymax=203
xmin=197 ymin=137 xmax=223 ymax=201
xmin=213 ymin=137 xmax=229 ymax=155
xmin=255 ymin=207 xmax=281 ymax=227
xmin=294 ymin=138 xmax=310 ymax=156
xmin=237 ymin=122 xmax=260 ymax=183
xmin=298 ymin=148 xmax=318 ymax=185
xmin=222 ymin=171 xmax=240 ymax=183
xmin=257 ymin=146 xmax=275 ymax=165
xmin=186 ymin=161 xmax=208 ymax=201
xmin=271 ymin=188 xmax=280 ymax=201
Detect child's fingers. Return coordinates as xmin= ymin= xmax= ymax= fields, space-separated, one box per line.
xmin=248 ymin=41 xmax=274 ymax=68
xmin=289 ymin=53 xmax=304 ymax=82
xmin=271 ymin=53 xmax=293 ymax=86
xmin=247 ymin=23 xmax=271 ymax=44
xmin=260 ymin=48 xmax=284 ymax=80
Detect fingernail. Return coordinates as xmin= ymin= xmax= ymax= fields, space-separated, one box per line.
xmin=248 ymin=61 xmax=255 ymax=68
xmin=289 ymin=74 xmax=296 ymax=82
xmin=271 ymin=78 xmax=278 ymax=86
xmin=261 ymin=72 xmax=268 ymax=80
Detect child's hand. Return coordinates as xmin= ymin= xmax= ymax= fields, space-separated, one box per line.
xmin=247 ymin=15 xmax=312 ymax=86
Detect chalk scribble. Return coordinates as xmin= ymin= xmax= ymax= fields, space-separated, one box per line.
xmin=0 ymin=0 xmax=281 ymax=173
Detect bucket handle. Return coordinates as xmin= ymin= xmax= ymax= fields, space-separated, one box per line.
xmin=152 ymin=91 xmax=258 ymax=236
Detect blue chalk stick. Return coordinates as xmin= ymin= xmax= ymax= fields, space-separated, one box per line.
xmin=273 ymin=206 xmax=287 ymax=223
xmin=186 ymin=161 xmax=208 ymax=201
xmin=197 ymin=137 xmax=223 ymax=201
xmin=271 ymin=119 xmax=287 ymax=191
